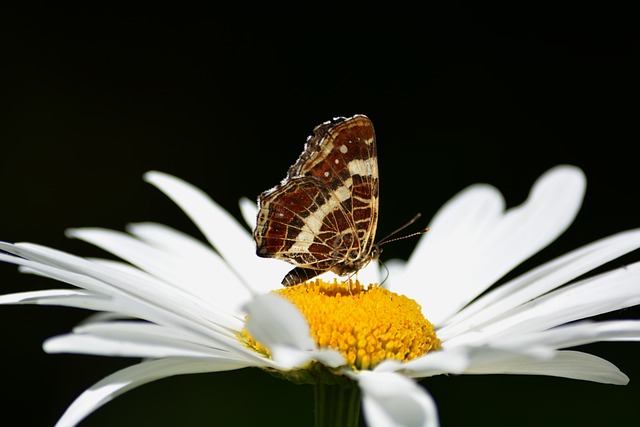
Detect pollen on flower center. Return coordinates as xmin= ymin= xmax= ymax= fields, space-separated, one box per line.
xmin=273 ymin=279 xmax=441 ymax=370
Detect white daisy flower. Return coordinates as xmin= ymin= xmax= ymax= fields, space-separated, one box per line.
xmin=2 ymin=164 xmax=640 ymax=427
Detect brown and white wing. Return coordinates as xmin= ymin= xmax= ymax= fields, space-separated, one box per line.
xmin=289 ymin=115 xmax=379 ymax=258
xmin=255 ymin=176 xmax=355 ymax=269
xmin=254 ymin=114 xmax=379 ymax=286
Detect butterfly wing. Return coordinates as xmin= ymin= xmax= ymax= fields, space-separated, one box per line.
xmin=290 ymin=115 xmax=379 ymax=260
xmin=254 ymin=115 xmax=379 ymax=286
xmin=255 ymin=176 xmax=355 ymax=283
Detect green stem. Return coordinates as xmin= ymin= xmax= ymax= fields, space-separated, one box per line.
xmin=315 ymin=382 xmax=361 ymax=427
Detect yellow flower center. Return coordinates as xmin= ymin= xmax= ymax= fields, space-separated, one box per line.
xmin=243 ymin=279 xmax=440 ymax=371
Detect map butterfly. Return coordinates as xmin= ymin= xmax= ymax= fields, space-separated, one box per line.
xmin=254 ymin=114 xmax=380 ymax=286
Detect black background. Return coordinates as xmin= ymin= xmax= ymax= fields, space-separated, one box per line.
xmin=1 ymin=5 xmax=639 ymax=426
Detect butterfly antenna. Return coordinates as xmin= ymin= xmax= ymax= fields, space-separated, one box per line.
xmin=378 ymin=213 xmax=429 ymax=247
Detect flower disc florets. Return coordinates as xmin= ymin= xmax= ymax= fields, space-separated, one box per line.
xmin=243 ymin=279 xmax=441 ymax=371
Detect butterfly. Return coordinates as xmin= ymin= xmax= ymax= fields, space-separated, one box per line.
xmin=254 ymin=115 xmax=380 ymax=286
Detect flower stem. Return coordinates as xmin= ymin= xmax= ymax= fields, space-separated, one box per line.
xmin=314 ymin=382 xmax=361 ymax=427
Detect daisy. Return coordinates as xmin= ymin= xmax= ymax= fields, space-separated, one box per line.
xmin=2 ymin=164 xmax=640 ymax=427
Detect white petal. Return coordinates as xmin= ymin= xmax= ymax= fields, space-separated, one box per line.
xmin=44 ymin=321 xmax=257 ymax=361
xmin=239 ymin=197 xmax=258 ymax=230
xmin=67 ymin=226 xmax=252 ymax=316
xmin=54 ymin=358 xmax=248 ymax=427
xmin=45 ymin=333 xmax=215 ymax=359
xmin=0 ymin=254 xmax=146 ymax=318
xmin=439 ymin=229 xmax=640 ymax=340
xmin=392 ymin=342 xmax=555 ymax=380
xmin=399 ymin=165 xmax=585 ymax=326
xmin=449 ymin=261 xmax=640 ymax=344
xmin=0 ymin=250 xmax=112 ymax=295
xmin=68 ymin=227 xmax=205 ymax=288
xmin=0 ymin=289 xmax=113 ymax=311
xmin=355 ymin=371 xmax=440 ymax=427
xmin=392 ymin=183 xmax=504 ymax=296
xmin=143 ymin=171 xmax=288 ymax=292
xmin=244 ymin=293 xmax=344 ymax=369
xmin=127 ymin=222 xmax=252 ymax=311
xmin=463 ymin=350 xmax=629 ymax=384
xmin=245 ymin=293 xmax=314 ymax=350
xmin=493 ymin=320 xmax=640 ymax=353
xmin=77 ymin=311 xmax=133 ymax=325
xmin=375 ymin=346 xmax=470 ymax=377
xmin=0 ymin=243 xmax=249 ymax=352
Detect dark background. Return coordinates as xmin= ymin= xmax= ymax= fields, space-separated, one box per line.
xmin=1 ymin=5 xmax=639 ymax=426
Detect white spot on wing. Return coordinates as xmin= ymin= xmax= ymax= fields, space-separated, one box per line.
xmin=340 ymin=144 xmax=348 ymax=153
